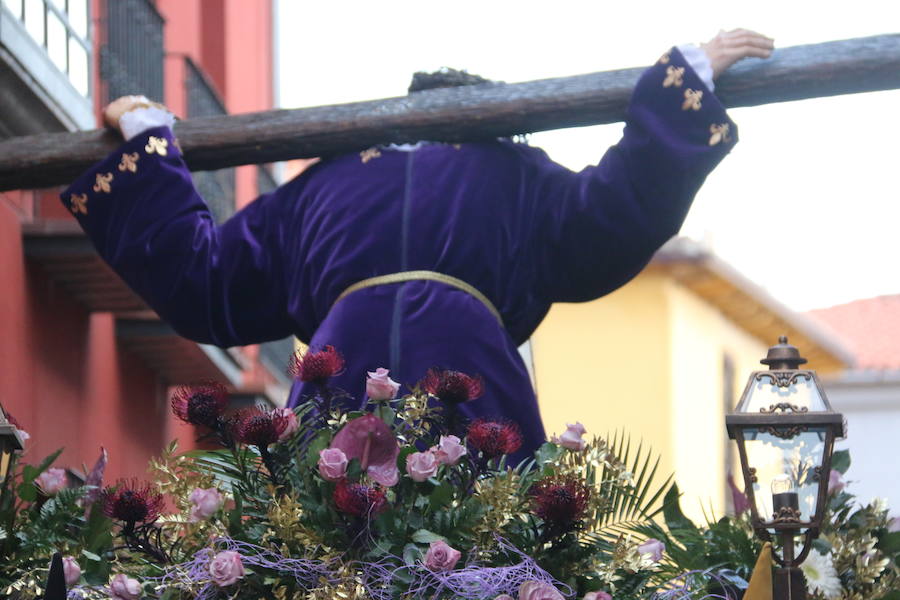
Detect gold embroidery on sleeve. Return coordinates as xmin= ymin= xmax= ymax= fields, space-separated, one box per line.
xmin=70 ymin=193 xmax=88 ymax=215
xmin=658 ymin=50 xmax=671 ymax=64
xmin=360 ymin=148 xmax=382 ymax=164
xmin=682 ymin=88 xmax=703 ymax=111
xmin=92 ymin=172 xmax=113 ymax=193
xmin=118 ymin=152 xmax=140 ymax=173
xmin=663 ymin=66 xmax=685 ymax=88
xmin=145 ymin=136 xmax=169 ymax=156
xmin=709 ymin=123 xmax=731 ymax=146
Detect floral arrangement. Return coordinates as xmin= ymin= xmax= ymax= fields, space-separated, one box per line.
xmin=634 ymin=451 xmax=900 ymax=600
xmin=2 ymin=346 xmax=895 ymax=600
xmin=1 ymin=347 xmax=681 ymax=600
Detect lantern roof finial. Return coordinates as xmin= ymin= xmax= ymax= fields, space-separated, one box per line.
xmin=760 ymin=335 xmax=808 ymax=370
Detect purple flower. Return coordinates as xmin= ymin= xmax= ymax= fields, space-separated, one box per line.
xmin=828 ymin=469 xmax=845 ymax=495
xmin=584 ymin=593 xmax=613 ymax=600
xmin=728 ymin=474 xmax=751 ymax=515
xmin=330 ymin=414 xmax=399 ymax=486
xmin=552 ymin=422 xmax=588 ymax=451
xmin=406 ymin=451 xmax=440 ymax=482
xmin=366 ymin=367 xmax=401 ymax=401
xmin=422 ymin=368 xmax=484 ymax=405
xmin=637 ymin=538 xmax=665 ymax=563
xmin=424 ymin=540 xmax=462 ymax=571
xmin=189 ymin=487 xmax=224 ymax=522
xmin=208 ymin=550 xmax=245 ymax=587
xmin=101 ymin=479 xmax=164 ymax=526
xmin=318 ymin=447 xmax=349 ymax=482
xmin=109 ymin=574 xmax=141 ymax=600
xmin=467 ymin=419 xmax=522 ymax=458
xmin=333 ymin=480 xmax=387 ymax=516
xmin=35 ymin=468 xmax=67 ymax=496
xmin=290 ymin=345 xmax=345 ymax=385
xmin=519 ymin=580 xmax=566 ymax=600
xmin=171 ymin=381 xmax=229 ymax=428
xmin=62 ymin=556 xmax=81 ymax=587
xmin=231 ymin=407 xmax=290 ymax=447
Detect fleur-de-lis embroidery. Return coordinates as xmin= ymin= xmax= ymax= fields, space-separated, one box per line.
xmin=709 ymin=123 xmax=731 ymax=146
xmin=663 ymin=66 xmax=685 ymax=88
xmin=452 ymin=144 xmax=462 ymax=150
xmin=118 ymin=152 xmax=139 ymax=173
xmin=93 ymin=172 xmax=113 ymax=193
xmin=658 ymin=50 xmax=671 ymax=64
xmin=360 ymin=148 xmax=381 ymax=164
xmin=70 ymin=193 xmax=88 ymax=215
xmin=682 ymin=88 xmax=703 ymax=111
xmin=145 ymin=136 xmax=169 ymax=156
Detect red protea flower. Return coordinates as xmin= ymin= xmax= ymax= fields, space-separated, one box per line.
xmin=333 ymin=480 xmax=388 ymax=517
xmin=101 ymin=479 xmax=165 ymax=525
xmin=171 ymin=381 xmax=228 ymax=428
xmin=467 ymin=419 xmax=522 ymax=458
xmin=289 ymin=345 xmax=345 ymax=385
xmin=530 ymin=476 xmax=591 ymax=534
xmin=231 ymin=407 xmax=290 ymax=447
xmin=421 ymin=368 xmax=484 ymax=405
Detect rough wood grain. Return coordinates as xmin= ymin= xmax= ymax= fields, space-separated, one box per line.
xmin=1 ymin=33 xmax=898 ymax=191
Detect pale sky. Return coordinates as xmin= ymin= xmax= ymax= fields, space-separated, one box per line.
xmin=276 ymin=0 xmax=900 ymax=311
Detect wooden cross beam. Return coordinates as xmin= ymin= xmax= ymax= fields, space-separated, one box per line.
xmin=1 ymin=33 xmax=898 ymax=192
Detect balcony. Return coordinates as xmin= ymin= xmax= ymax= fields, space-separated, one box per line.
xmin=0 ymin=0 xmax=94 ymax=136
xmin=99 ymin=0 xmax=163 ymax=102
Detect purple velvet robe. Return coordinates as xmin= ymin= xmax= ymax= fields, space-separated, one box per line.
xmin=61 ymin=47 xmax=737 ymax=462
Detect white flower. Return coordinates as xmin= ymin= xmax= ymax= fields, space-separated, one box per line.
xmin=801 ymin=550 xmax=842 ymax=599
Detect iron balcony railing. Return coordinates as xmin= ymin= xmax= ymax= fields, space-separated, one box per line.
xmin=184 ymin=57 xmax=235 ymax=224
xmin=99 ymin=0 xmax=164 ymax=103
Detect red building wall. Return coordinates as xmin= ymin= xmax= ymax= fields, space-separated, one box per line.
xmin=0 ymin=0 xmax=275 ymax=481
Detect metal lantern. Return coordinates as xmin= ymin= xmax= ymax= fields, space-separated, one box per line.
xmin=726 ymin=337 xmax=845 ymax=600
xmin=0 ymin=403 xmax=25 ymax=491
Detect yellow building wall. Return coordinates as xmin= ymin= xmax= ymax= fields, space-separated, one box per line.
xmin=665 ymin=281 xmax=768 ymax=521
xmin=532 ymin=274 xmax=675 ymax=491
xmin=532 ymin=271 xmax=769 ymax=523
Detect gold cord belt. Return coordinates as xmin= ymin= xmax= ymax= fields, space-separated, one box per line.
xmin=333 ymin=270 xmax=503 ymax=326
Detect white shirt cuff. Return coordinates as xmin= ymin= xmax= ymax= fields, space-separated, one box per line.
xmin=676 ymin=43 xmax=715 ymax=92
xmin=119 ymin=106 xmax=177 ymax=141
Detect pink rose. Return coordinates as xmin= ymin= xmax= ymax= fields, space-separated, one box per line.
xmin=424 ymin=540 xmax=461 ymax=571
xmin=62 ymin=556 xmax=81 ymax=587
xmin=584 ymin=592 xmax=613 ymax=600
xmin=35 ymin=468 xmax=67 ymax=496
xmin=552 ymin=422 xmax=587 ymax=451
xmin=432 ymin=435 xmax=467 ymax=466
xmin=495 ymin=596 xmax=515 ymax=600
xmin=109 ymin=574 xmax=142 ymax=600
xmin=406 ymin=451 xmax=439 ymax=482
xmin=275 ymin=408 xmax=299 ymax=442
xmin=519 ymin=580 xmax=565 ymax=600
xmin=318 ymin=447 xmax=348 ymax=482
xmin=208 ymin=550 xmax=245 ymax=587
xmin=637 ymin=538 xmax=665 ymax=562
xmin=366 ymin=368 xmax=401 ymax=401
xmin=828 ymin=469 xmax=845 ymax=495
xmin=189 ymin=487 xmax=224 ymax=521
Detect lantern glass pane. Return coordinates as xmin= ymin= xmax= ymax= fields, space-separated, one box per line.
xmin=740 ymin=373 xmax=827 ymax=413
xmin=744 ymin=426 xmax=827 ymax=524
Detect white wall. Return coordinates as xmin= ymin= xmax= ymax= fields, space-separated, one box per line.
xmin=824 ymin=372 xmax=900 ymax=514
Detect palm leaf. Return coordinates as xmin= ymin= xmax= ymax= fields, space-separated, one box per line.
xmin=586 ymin=431 xmax=673 ymax=544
